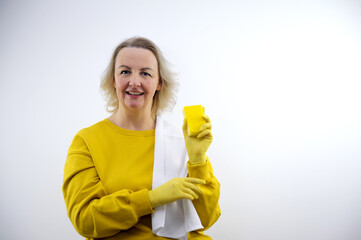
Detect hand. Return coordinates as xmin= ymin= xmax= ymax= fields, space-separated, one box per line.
xmin=182 ymin=114 xmax=213 ymax=164
xmin=148 ymin=177 xmax=205 ymax=208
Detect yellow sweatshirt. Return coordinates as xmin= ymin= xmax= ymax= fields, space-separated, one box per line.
xmin=62 ymin=119 xmax=220 ymax=239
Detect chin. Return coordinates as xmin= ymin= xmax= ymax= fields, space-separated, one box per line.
xmin=126 ymin=104 xmax=142 ymax=109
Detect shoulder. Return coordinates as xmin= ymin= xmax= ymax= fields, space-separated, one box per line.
xmin=69 ymin=119 xmax=110 ymax=150
xmin=76 ymin=119 xmax=108 ymax=139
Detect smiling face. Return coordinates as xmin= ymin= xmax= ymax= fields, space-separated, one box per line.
xmin=113 ymin=47 xmax=161 ymax=116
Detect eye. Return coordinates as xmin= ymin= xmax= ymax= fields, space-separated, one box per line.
xmin=120 ymin=70 xmax=131 ymax=75
xmin=141 ymin=72 xmax=151 ymax=77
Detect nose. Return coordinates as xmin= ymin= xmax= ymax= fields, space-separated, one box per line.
xmin=129 ymin=76 xmax=141 ymax=88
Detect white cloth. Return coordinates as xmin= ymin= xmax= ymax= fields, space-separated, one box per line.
xmin=152 ymin=116 xmax=203 ymax=240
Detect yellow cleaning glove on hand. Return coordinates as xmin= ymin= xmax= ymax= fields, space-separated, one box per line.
xmin=148 ymin=178 xmax=205 ymax=208
xmin=182 ymin=106 xmax=213 ymax=165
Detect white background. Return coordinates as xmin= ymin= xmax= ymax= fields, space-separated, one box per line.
xmin=1 ymin=0 xmax=361 ymax=239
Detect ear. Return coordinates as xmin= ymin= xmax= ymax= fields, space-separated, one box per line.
xmin=113 ymin=79 xmax=116 ymax=88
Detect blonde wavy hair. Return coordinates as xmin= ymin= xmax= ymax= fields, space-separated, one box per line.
xmin=100 ymin=37 xmax=178 ymax=117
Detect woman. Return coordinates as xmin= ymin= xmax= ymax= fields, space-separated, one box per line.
xmin=62 ymin=37 xmax=221 ymax=240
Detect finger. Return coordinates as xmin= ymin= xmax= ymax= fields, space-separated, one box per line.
xmin=203 ymin=115 xmax=211 ymax=123
xmin=197 ymin=129 xmax=212 ymax=139
xmin=183 ymin=182 xmax=203 ymax=195
xmin=199 ymin=123 xmax=212 ymax=132
xmin=182 ymin=118 xmax=188 ymax=132
xmin=179 ymin=192 xmax=196 ymax=200
xmin=181 ymin=186 xmax=199 ymax=199
xmin=184 ymin=177 xmax=206 ymax=185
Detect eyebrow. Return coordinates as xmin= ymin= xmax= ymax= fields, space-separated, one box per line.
xmin=118 ymin=65 xmax=154 ymax=71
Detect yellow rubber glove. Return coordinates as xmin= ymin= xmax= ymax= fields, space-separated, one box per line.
xmin=148 ymin=177 xmax=205 ymax=208
xmin=182 ymin=114 xmax=213 ymax=165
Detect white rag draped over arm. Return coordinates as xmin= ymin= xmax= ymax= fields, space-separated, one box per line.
xmin=152 ymin=116 xmax=203 ymax=240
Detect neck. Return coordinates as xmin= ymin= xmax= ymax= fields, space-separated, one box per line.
xmin=108 ymin=108 xmax=156 ymax=131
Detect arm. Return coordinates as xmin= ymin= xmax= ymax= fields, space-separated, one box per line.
xmin=62 ymin=134 xmax=153 ymax=238
xmin=188 ymin=157 xmax=221 ymax=230
xmin=182 ymin=114 xmax=221 ymax=229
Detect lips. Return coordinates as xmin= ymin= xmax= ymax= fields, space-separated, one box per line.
xmin=126 ymin=91 xmax=144 ymax=96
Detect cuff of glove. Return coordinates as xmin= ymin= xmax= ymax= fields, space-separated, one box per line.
xmin=148 ymin=189 xmax=160 ymax=208
xmin=187 ymin=156 xmax=210 ymax=180
xmin=188 ymin=154 xmax=206 ymax=165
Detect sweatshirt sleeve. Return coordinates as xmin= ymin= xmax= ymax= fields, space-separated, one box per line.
xmin=62 ymin=133 xmax=154 ymax=238
xmin=187 ymin=157 xmax=221 ymax=230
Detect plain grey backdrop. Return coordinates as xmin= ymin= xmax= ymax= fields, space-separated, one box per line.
xmin=1 ymin=0 xmax=361 ymax=239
